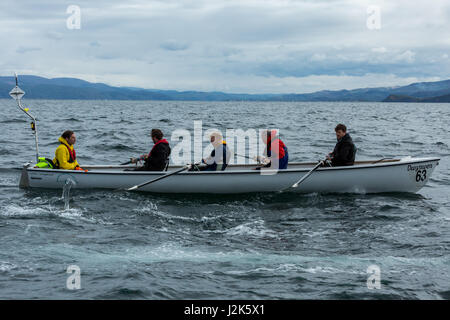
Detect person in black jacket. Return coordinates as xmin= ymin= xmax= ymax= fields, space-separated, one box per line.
xmin=326 ymin=124 xmax=356 ymax=166
xmin=131 ymin=129 xmax=171 ymax=171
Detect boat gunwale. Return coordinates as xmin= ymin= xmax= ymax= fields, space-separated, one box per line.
xmin=24 ymin=157 xmax=440 ymax=175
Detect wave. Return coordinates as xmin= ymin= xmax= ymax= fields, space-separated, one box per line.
xmin=112 ymin=120 xmax=134 ymax=125
xmin=0 ymin=202 xmax=108 ymax=225
xmin=0 ymin=119 xmax=24 ymax=124
xmin=1 ymin=204 xmax=51 ymax=217
xmin=222 ymin=264 xmax=365 ymax=276
xmin=95 ymin=287 xmax=148 ymax=299
xmin=93 ymin=144 xmax=136 ymax=152
xmin=63 ymin=117 xmax=83 ymax=122
xmin=135 ymin=203 xmax=204 ymax=223
xmin=0 ymin=261 xmax=17 ymax=273
xmin=223 ymin=220 xmax=279 ymax=238
xmin=0 ymin=149 xmax=14 ymax=155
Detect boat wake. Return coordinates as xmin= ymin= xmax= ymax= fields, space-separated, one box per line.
xmin=222 ymin=220 xmax=279 ymax=239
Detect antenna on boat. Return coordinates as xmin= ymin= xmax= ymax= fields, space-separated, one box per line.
xmin=9 ymin=73 xmax=40 ymax=163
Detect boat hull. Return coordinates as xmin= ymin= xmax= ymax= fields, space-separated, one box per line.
xmin=20 ymin=157 xmax=440 ymax=194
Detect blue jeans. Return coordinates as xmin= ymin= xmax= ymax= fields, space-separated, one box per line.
xmin=279 ymin=150 xmax=288 ymax=169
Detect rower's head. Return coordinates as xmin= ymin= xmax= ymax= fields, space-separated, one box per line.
xmin=335 ymin=124 xmax=347 ymax=140
xmin=151 ymin=128 xmax=164 ymax=144
xmin=209 ymin=131 xmax=223 ymax=147
xmin=62 ymin=130 xmax=76 ymax=145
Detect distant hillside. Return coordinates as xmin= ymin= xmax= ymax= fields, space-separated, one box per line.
xmin=0 ymin=75 xmax=276 ymax=101
xmin=1 ymin=75 xmax=449 ymax=102
xmin=422 ymin=93 xmax=450 ymax=102
xmin=383 ymin=93 xmax=450 ymax=102
xmin=383 ymin=95 xmax=421 ymax=102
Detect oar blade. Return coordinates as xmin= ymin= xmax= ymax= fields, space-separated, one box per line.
xmin=288 ymin=160 xmax=324 ymax=190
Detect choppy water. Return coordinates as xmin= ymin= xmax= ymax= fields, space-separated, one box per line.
xmin=0 ymin=99 xmax=449 ymax=299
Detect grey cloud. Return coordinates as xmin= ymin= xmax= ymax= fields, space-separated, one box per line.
xmin=16 ymin=46 xmax=42 ymax=54
xmin=219 ymin=47 xmax=450 ymax=79
xmin=95 ymin=54 xmax=117 ymax=60
xmin=89 ymin=41 xmax=101 ymax=47
xmin=160 ymin=39 xmax=190 ymax=51
xmin=45 ymin=31 xmax=63 ymax=40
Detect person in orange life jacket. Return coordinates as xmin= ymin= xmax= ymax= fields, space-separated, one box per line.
xmin=131 ymin=129 xmax=171 ymax=171
xmin=255 ymin=130 xmax=289 ymax=169
xmin=201 ymin=131 xmax=231 ymax=171
xmin=53 ymin=130 xmax=85 ymax=171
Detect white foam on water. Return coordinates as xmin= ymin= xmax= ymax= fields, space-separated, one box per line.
xmin=303 ymin=230 xmax=330 ymax=238
xmin=224 ymin=264 xmax=299 ymax=275
xmin=132 ymin=242 xmax=249 ymax=263
xmin=222 ymin=264 xmax=366 ymax=276
xmin=24 ymin=224 xmax=38 ymax=234
xmin=301 ymin=266 xmax=365 ymax=275
xmin=135 ymin=203 xmax=207 ymax=223
xmin=57 ymin=207 xmax=84 ymax=219
xmin=200 ymin=215 xmax=227 ymax=222
xmin=0 ymin=261 xmax=17 ymax=273
xmin=48 ymin=242 xmax=253 ymax=265
xmin=1 ymin=204 xmax=49 ymax=217
xmin=1 ymin=202 xmax=106 ymax=225
xmin=140 ymin=209 xmax=198 ymax=222
xmin=54 ymin=206 xmax=113 ymax=225
xmin=224 ymin=220 xmax=278 ymax=238
xmin=136 ymin=201 xmax=158 ymax=212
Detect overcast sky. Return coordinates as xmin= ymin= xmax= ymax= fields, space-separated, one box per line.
xmin=1 ymin=0 xmax=449 ymax=93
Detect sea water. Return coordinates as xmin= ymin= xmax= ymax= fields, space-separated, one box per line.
xmin=0 ymin=100 xmax=448 ymax=299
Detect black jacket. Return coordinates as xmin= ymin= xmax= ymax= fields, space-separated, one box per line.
xmin=331 ymin=133 xmax=356 ymax=166
xmin=136 ymin=141 xmax=171 ymax=171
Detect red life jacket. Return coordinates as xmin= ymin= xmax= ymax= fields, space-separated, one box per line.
xmin=267 ymin=135 xmax=286 ymax=159
xmin=148 ymin=139 xmax=169 ymax=157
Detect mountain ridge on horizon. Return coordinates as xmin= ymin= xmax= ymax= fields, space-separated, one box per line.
xmin=1 ymin=75 xmax=450 ymax=102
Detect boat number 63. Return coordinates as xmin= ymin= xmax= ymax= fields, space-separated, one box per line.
xmin=416 ymin=169 xmax=427 ymax=182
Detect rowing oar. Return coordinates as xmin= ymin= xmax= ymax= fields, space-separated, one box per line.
xmin=371 ymin=157 xmax=394 ymax=164
xmin=126 ymin=164 xmax=192 ymax=191
xmin=235 ymin=153 xmax=252 ymax=160
xmin=290 ymin=159 xmax=324 ymax=189
xmin=121 ymin=156 xmax=142 ymax=165
xmin=235 ymin=153 xmax=261 ymax=164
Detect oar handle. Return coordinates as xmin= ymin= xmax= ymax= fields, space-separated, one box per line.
xmin=121 ymin=155 xmax=146 ymax=165
xmin=235 ymin=153 xmax=263 ymax=164
xmin=235 ymin=153 xmax=252 ymax=159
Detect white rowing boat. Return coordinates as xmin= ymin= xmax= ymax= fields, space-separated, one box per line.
xmin=19 ymin=157 xmax=439 ymax=194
